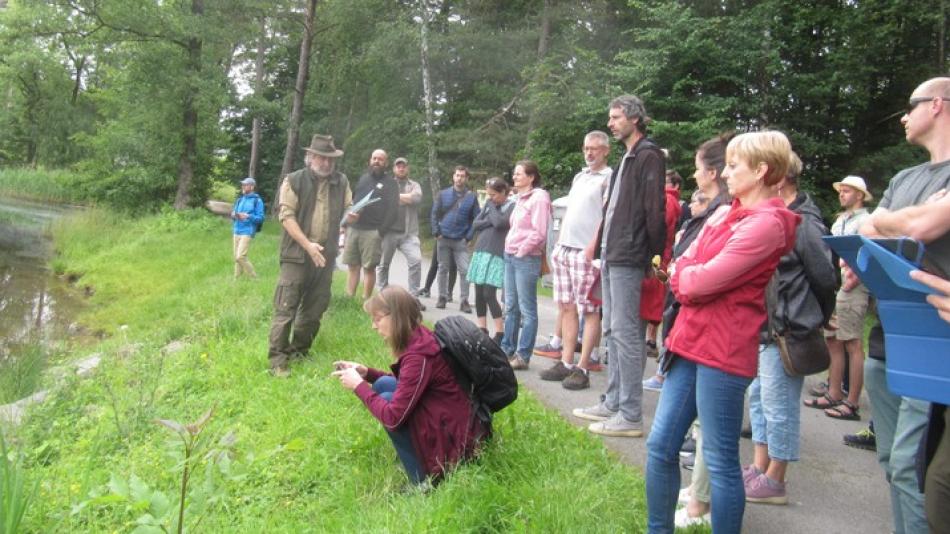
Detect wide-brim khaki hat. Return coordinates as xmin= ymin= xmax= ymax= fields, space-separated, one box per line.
xmin=302 ymin=134 xmax=344 ymax=158
xmin=833 ymin=175 xmax=873 ymax=202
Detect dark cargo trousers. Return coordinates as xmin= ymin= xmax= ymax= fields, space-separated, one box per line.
xmin=268 ymin=259 xmax=334 ymax=369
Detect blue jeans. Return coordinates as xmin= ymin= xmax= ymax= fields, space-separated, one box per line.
xmin=602 ymin=263 xmax=647 ymax=423
xmin=501 ymin=254 xmax=541 ymax=360
xmin=646 ymin=357 xmax=752 ymax=534
xmin=865 ymin=358 xmax=928 ymax=534
xmin=748 ymin=343 xmax=804 ymax=461
xmin=373 ymin=376 xmax=425 ymax=484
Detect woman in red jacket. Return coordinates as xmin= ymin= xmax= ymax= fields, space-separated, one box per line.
xmin=332 ymin=286 xmax=488 ymax=485
xmin=645 ymin=131 xmax=801 ymax=534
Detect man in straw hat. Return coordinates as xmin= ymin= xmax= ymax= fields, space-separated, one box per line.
xmin=809 ymin=176 xmax=873 ymax=420
xmin=268 ymin=134 xmax=352 ymax=378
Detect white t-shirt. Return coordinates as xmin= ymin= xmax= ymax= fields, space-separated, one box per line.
xmin=558 ymin=166 xmax=612 ymax=249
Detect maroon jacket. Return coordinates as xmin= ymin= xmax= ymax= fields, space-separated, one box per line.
xmin=354 ymin=326 xmax=487 ymax=478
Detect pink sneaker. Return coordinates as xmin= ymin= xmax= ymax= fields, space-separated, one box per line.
xmin=744 ymin=473 xmax=788 ymax=505
xmin=742 ymin=464 xmax=762 ymax=484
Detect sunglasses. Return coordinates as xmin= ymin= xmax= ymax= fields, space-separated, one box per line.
xmin=905 ymin=96 xmax=950 ymax=114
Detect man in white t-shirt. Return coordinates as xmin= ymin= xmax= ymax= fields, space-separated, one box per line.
xmin=537 ymin=130 xmax=612 ymax=390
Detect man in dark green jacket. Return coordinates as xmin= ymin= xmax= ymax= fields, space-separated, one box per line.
xmin=268 ymin=134 xmax=352 ymax=378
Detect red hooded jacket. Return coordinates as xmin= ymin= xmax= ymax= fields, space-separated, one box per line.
xmin=665 ymin=198 xmax=800 ymax=377
xmin=354 ymin=326 xmax=488 ymax=478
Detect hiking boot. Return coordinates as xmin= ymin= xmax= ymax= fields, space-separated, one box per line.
xmin=572 ymin=402 xmax=617 ymax=422
xmin=509 ymin=356 xmax=529 ymax=370
xmin=675 ymin=507 xmax=710 ymax=529
xmin=435 ymin=297 xmax=447 ymax=309
xmin=459 ymin=300 xmax=472 ymax=314
xmin=447 ymin=295 xmax=454 ymax=303
xmin=539 ymin=361 xmax=572 ymax=381
xmin=643 ymin=375 xmax=664 ymax=392
xmin=744 ymin=473 xmax=788 ymax=504
xmin=269 ymin=366 xmax=290 ymax=379
xmin=562 ymin=368 xmax=590 ymax=390
xmin=414 ymin=288 xmax=430 ymax=298
xmin=843 ymin=426 xmax=876 ymax=451
xmin=588 ymin=413 xmax=644 ymax=438
xmin=533 ymin=342 xmax=562 ymax=358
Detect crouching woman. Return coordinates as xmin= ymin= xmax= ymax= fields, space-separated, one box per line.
xmin=332 ymin=286 xmax=488 ymax=485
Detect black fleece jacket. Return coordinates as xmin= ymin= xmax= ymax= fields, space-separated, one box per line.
xmin=599 ymin=136 xmax=667 ymax=267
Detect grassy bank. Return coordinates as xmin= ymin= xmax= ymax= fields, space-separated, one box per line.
xmin=13 ymin=208 xmax=648 ymax=532
xmin=0 ymin=168 xmax=81 ymax=204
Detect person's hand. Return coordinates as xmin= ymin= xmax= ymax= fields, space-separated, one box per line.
xmin=345 ymin=212 xmax=359 ymax=224
xmin=237 ymin=212 xmax=249 ymax=221
xmin=910 ymin=270 xmax=950 ymax=324
xmin=332 ymin=360 xmax=367 ymax=377
xmin=583 ymin=240 xmax=596 ymax=263
xmin=841 ymin=264 xmax=860 ymax=292
xmin=307 ymin=241 xmax=326 ymax=267
xmin=331 ymin=367 xmax=364 ymax=390
xmin=925 ymin=189 xmax=947 ymax=204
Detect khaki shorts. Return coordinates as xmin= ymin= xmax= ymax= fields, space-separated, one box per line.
xmin=826 ymin=285 xmax=869 ymax=341
xmin=342 ymin=227 xmax=382 ymax=268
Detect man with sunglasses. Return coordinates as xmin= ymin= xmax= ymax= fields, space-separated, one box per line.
xmin=860 ymin=77 xmax=950 ymax=534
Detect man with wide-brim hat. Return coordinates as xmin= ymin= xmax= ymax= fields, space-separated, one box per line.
xmin=267 ymin=134 xmax=352 ymax=377
xmin=818 ymin=174 xmax=873 ymax=416
xmin=832 ymin=175 xmax=873 ymax=203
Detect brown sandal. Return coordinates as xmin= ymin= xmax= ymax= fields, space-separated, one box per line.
xmin=825 ymin=400 xmax=861 ymax=420
xmin=803 ymin=393 xmax=843 ymax=409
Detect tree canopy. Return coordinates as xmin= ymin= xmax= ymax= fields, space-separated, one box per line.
xmin=0 ymin=0 xmax=945 ymax=216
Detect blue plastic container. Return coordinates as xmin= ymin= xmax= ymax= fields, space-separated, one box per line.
xmin=824 ymin=235 xmax=950 ymax=404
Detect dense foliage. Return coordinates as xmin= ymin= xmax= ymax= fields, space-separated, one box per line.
xmin=0 ymin=0 xmax=945 ymax=216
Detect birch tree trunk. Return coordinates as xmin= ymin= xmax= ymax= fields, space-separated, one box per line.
xmin=248 ymin=16 xmax=267 ymax=179
xmin=522 ymin=0 xmax=551 ymax=154
xmin=419 ymin=0 xmax=440 ymax=201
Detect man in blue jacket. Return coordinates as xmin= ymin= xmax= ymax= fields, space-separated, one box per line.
xmin=230 ymin=177 xmax=265 ymax=279
xmin=431 ymin=166 xmax=479 ymax=313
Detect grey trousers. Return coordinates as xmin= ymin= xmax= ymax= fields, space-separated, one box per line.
xmin=268 ymin=259 xmax=334 ymax=369
xmin=437 ymin=237 xmax=470 ymax=301
xmin=602 ymin=263 xmax=647 ymax=423
xmin=377 ymin=232 xmax=422 ymax=293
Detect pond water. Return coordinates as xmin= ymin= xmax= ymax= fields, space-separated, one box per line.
xmin=0 ymin=197 xmax=83 ymax=359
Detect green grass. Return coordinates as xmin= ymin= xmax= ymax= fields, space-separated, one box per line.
xmin=0 ymin=342 xmax=48 ymax=404
xmin=12 ymin=207 xmax=649 ymax=532
xmin=0 ymin=168 xmax=81 ymax=204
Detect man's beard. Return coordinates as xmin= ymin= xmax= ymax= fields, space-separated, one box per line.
xmin=370 ymin=165 xmax=385 ymax=177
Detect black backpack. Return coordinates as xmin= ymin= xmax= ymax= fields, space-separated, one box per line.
xmin=433 ymin=316 xmax=518 ymax=423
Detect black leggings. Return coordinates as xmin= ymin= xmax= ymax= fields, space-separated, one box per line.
xmin=474 ymin=284 xmax=502 ymax=319
xmin=423 ymin=250 xmax=456 ymax=293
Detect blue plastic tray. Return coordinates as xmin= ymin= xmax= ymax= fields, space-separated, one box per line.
xmin=824 ymin=235 xmax=950 ymax=404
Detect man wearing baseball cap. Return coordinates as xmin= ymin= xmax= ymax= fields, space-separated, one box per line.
xmin=813 ymin=175 xmax=873 ymax=420
xmin=376 ymin=157 xmax=424 ymax=301
xmin=230 ymin=177 xmax=265 ymax=279
xmin=268 ymin=134 xmax=352 ymax=378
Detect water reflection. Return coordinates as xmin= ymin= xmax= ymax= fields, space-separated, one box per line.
xmin=0 ymin=197 xmax=81 ymax=357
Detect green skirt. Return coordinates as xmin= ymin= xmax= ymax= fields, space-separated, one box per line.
xmin=468 ymin=251 xmax=504 ymax=288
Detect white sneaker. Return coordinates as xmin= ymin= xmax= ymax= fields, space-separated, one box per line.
xmin=677 ymin=487 xmax=691 ymax=506
xmin=588 ymin=413 xmax=644 ymax=438
xmin=674 ymin=506 xmax=710 ymax=528
xmin=571 ymin=403 xmax=617 ymax=422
